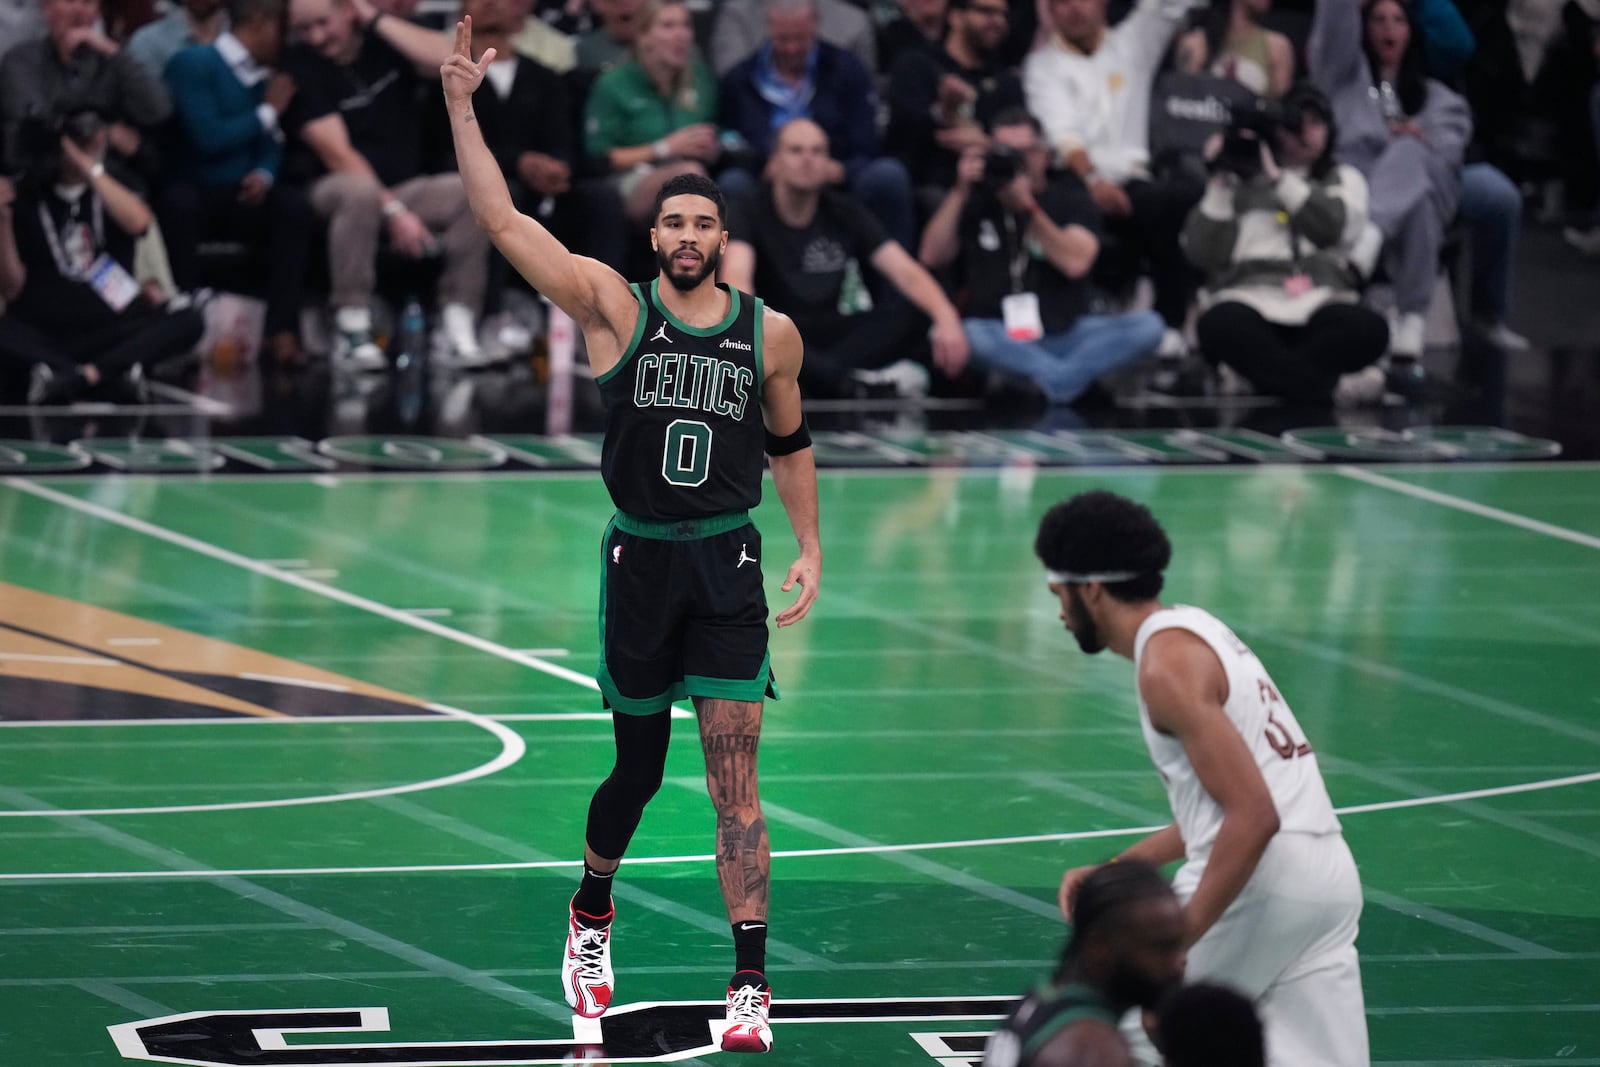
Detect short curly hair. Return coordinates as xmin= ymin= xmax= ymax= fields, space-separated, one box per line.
xmin=1034 ymin=490 xmax=1171 ymax=602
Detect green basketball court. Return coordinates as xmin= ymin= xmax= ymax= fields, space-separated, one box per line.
xmin=1 ymin=462 xmax=1597 ymax=1065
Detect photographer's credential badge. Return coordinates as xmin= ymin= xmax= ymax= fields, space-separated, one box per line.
xmin=86 ymin=253 xmax=139 ymax=311
xmin=1001 ymin=291 xmax=1044 ymax=341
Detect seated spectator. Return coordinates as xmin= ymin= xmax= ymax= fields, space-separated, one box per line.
xmin=583 ymin=0 xmax=720 ymax=228
xmin=886 ymin=0 xmax=1025 ymax=201
xmin=710 ymin=0 xmax=874 ymax=76
xmin=1022 ymin=0 xmax=1205 ymax=353
xmin=1174 ymin=0 xmax=1296 ymax=98
xmin=0 ymin=111 xmax=203 ymax=404
xmin=124 ymin=0 xmax=227 ymax=78
xmin=919 ymin=108 xmax=1165 ymax=406
xmin=721 ymin=118 xmax=969 ymax=397
xmin=1401 ymin=0 xmax=1532 ymax=355
xmin=160 ymin=0 xmax=312 ymax=367
xmin=1571 ymin=71 xmax=1600 ymax=254
xmin=1183 ymin=83 xmax=1390 ymax=406
xmin=1309 ymin=0 xmax=1477 ymax=358
xmin=436 ymin=0 xmax=627 ymax=293
xmin=574 ymin=0 xmax=641 ymax=75
xmin=1552 ymin=0 xmax=1600 ymax=252
xmin=0 ymin=0 xmax=172 ymax=182
xmin=285 ymin=0 xmax=491 ymax=367
xmin=719 ymin=0 xmax=915 ymax=248
xmin=1157 ymin=982 xmax=1267 ymax=1067
xmin=877 ymin=0 xmax=947 ymax=74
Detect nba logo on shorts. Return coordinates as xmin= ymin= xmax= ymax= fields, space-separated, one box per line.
xmin=612 ymin=545 xmax=622 ymax=564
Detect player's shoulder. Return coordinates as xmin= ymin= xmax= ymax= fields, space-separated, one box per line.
xmin=759 ymin=303 xmax=800 ymax=346
xmin=1139 ymin=625 xmax=1227 ymax=703
xmin=757 ymin=304 xmax=803 ymax=378
xmin=1033 ymin=1018 xmax=1135 ymax=1067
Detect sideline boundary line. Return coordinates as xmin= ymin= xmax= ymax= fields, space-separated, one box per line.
xmin=3 ymin=769 xmax=1595 ymax=882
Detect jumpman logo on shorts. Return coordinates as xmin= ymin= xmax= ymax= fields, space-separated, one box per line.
xmin=736 ymin=543 xmax=757 ymax=568
xmin=650 ymin=323 xmax=671 ymax=343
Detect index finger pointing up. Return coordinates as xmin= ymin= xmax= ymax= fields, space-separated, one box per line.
xmin=453 ymin=14 xmax=471 ymax=56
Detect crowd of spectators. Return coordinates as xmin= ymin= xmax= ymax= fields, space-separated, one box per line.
xmin=0 ymin=0 xmax=1594 ymax=412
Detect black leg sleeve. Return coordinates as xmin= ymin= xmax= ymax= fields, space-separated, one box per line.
xmin=585 ymin=709 xmax=673 ymax=860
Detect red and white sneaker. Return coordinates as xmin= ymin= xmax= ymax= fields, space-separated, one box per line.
xmin=561 ymin=903 xmax=614 ymax=1018
xmin=720 ymin=974 xmax=773 ymax=1053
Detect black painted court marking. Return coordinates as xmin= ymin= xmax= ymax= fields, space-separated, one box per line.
xmin=109 ymin=997 xmax=1022 ymax=1065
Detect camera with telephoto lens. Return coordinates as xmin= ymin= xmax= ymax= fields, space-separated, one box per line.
xmin=12 ymin=105 xmax=107 ymax=186
xmin=1213 ymin=98 xmax=1279 ymax=180
xmin=981 ymin=144 xmax=1022 ymax=188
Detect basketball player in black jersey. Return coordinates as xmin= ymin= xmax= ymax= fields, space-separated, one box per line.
xmin=983 ymin=861 xmax=1186 ymax=1067
xmin=444 ymin=17 xmax=818 ymax=1055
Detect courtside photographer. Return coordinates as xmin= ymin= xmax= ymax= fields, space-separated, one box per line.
xmin=0 ymin=104 xmax=202 ymax=406
xmin=1180 ymin=82 xmax=1390 ymax=406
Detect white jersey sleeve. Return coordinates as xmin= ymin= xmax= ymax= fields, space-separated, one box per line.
xmin=1133 ymin=606 xmax=1342 ymax=872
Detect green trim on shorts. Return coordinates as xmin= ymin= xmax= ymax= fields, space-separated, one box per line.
xmin=597 ymin=663 xmax=685 ymax=716
xmin=685 ymin=650 xmax=779 ymax=703
xmin=613 ymin=509 xmax=751 ymax=540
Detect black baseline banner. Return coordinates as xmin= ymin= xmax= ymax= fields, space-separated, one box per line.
xmin=109 ymin=997 xmax=1022 ymax=1065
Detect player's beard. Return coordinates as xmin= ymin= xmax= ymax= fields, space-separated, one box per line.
xmin=1066 ymin=585 xmax=1106 ymax=655
xmin=1105 ymin=958 xmax=1180 ymax=1012
xmin=658 ymin=243 xmax=721 ymax=292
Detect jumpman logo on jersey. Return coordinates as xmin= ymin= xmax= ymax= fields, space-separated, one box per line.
xmin=736 ymin=543 xmax=757 ymax=568
xmin=650 ymin=323 xmax=671 ymax=343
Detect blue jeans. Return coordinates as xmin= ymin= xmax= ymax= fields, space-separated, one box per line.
xmin=964 ymin=310 xmax=1164 ymax=405
xmin=1456 ymin=162 xmax=1521 ymax=321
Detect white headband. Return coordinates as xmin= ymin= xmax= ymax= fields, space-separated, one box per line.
xmin=1045 ymin=568 xmax=1143 ymax=584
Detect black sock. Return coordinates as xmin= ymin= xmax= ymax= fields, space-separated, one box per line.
xmin=731 ymin=921 xmax=767 ymax=982
xmin=572 ymin=862 xmax=615 ymax=922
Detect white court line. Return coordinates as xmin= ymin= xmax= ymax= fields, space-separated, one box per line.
xmin=0 ymin=703 xmax=524 ymax=818
xmin=0 ymin=477 xmax=686 ymax=815
xmin=0 ymin=653 xmax=118 ymax=666
xmin=4 ymin=769 xmax=1597 ymax=882
xmin=1336 ymin=465 xmax=1600 ymax=551
xmin=105 ymin=637 xmax=162 ymax=647
xmin=0 ymin=479 xmax=599 ymax=694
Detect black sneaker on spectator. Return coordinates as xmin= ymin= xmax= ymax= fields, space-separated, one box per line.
xmin=333 ymin=306 xmax=387 ymax=371
xmin=1382 ymin=357 xmax=1427 ymax=403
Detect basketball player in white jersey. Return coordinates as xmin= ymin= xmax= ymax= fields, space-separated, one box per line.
xmin=1035 ymin=490 xmax=1369 ymax=1067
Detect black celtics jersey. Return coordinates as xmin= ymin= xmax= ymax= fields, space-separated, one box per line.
xmin=982 ymin=982 xmax=1120 ymax=1066
xmin=598 ymin=279 xmax=767 ymax=520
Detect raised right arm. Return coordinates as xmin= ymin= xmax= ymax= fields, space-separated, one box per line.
xmin=441 ymin=17 xmax=639 ymax=368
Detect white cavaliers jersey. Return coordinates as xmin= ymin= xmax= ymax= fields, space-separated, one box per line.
xmin=1133 ymin=606 xmax=1341 ymax=873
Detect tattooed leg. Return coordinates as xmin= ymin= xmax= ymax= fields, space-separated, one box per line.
xmin=695 ymin=696 xmax=769 ymax=923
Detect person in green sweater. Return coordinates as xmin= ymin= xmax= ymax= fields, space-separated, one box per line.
xmin=582 ymin=0 xmax=722 ymax=227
